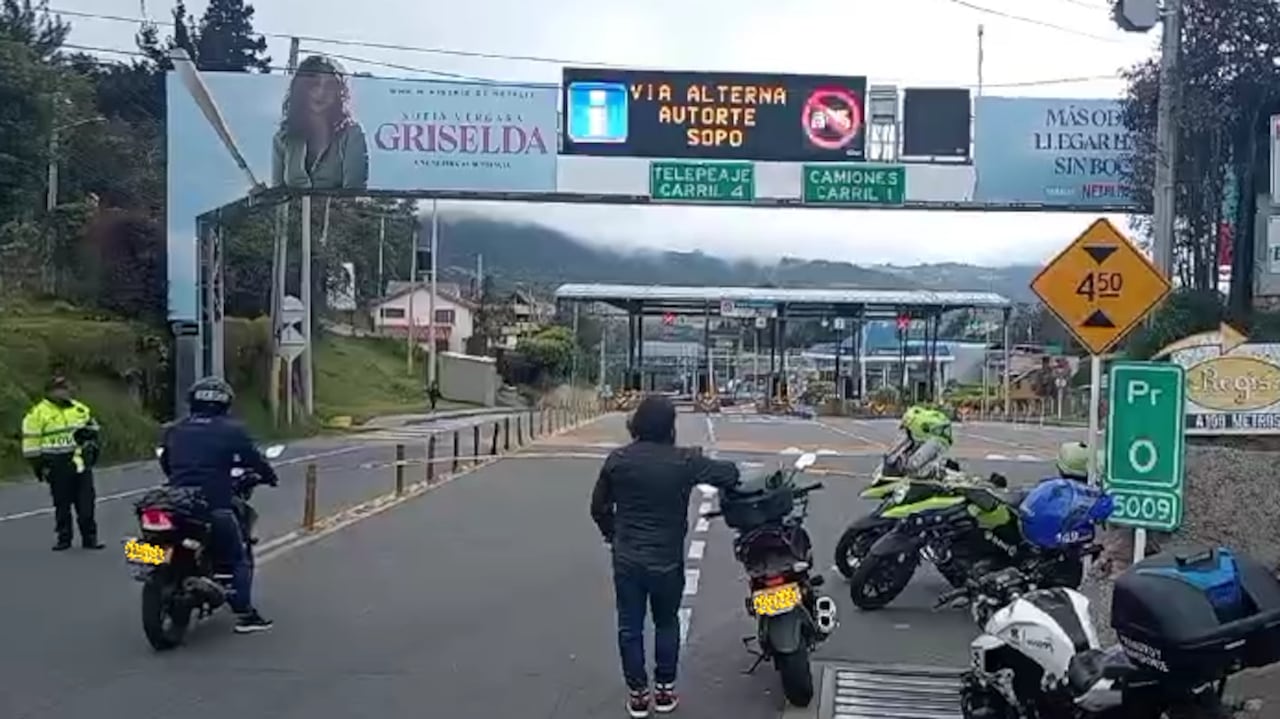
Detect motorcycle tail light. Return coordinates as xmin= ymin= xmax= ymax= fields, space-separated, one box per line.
xmin=140 ymin=508 xmax=174 ymax=531
xmin=763 ymin=575 xmax=789 ymax=587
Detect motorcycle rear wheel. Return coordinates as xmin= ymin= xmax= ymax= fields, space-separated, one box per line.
xmin=849 ymin=552 xmax=919 ymax=610
xmin=774 ymin=644 xmax=814 ymax=707
xmin=141 ymin=579 xmax=192 ymax=651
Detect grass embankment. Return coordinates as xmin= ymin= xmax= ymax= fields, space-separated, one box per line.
xmin=1 ymin=305 xmax=463 ymax=478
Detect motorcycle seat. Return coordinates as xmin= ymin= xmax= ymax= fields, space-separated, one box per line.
xmin=1067 ymin=646 xmax=1134 ymax=694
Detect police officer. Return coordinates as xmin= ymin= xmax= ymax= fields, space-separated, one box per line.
xmin=22 ymin=374 xmax=103 ymax=551
xmin=162 ymin=377 xmax=276 ymax=633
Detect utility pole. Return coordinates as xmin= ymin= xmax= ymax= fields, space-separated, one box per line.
xmin=1152 ymin=0 xmax=1181 ymax=278
xmin=407 ymin=222 xmax=418 ymax=374
xmin=427 ymin=199 xmax=439 ymax=386
xmin=598 ymin=317 xmax=607 ymax=390
xmin=377 ymin=214 xmax=386 ymax=296
xmin=976 ymin=24 xmax=985 ymax=96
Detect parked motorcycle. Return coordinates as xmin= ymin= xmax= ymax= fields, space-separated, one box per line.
xmin=946 ymin=545 xmax=1280 ymax=718
xmin=702 ymin=451 xmax=838 ymax=708
xmin=833 ymin=456 xmax=986 ymax=580
xmin=124 ymin=444 xmax=284 ymax=651
xmin=848 ymin=477 xmax=1110 ymax=610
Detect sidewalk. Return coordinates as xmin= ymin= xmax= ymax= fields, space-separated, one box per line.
xmin=354 ymin=406 xmax=521 ymax=430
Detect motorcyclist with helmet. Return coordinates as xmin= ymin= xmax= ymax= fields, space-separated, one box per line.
xmin=160 ymin=377 xmax=276 ymax=633
xmin=883 ymin=404 xmax=955 ymax=479
xmin=1055 ymin=441 xmax=1091 ymax=482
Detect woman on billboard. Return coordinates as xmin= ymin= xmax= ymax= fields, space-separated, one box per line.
xmin=272 ymin=55 xmax=369 ymax=191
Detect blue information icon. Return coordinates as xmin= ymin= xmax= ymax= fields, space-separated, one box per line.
xmin=565 ymin=81 xmax=628 ymax=144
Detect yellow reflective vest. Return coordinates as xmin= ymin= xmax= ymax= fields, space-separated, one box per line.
xmin=21 ymin=398 xmax=98 ymax=473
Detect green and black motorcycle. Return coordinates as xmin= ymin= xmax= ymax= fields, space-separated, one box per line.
xmin=832 ymin=463 xmax=1005 ymax=586
xmin=846 ymin=482 xmax=1086 ymax=611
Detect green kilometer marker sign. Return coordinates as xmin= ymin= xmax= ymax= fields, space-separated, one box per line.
xmin=1105 ymin=361 xmax=1187 ymax=531
xmin=802 ymin=164 xmax=906 ymax=206
xmin=649 ymin=161 xmax=755 ymax=203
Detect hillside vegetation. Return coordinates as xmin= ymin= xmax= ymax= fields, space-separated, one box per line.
xmin=1 ymin=304 xmax=441 ymax=479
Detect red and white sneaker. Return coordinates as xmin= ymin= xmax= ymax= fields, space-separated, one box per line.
xmin=653 ymin=683 xmax=679 ymax=713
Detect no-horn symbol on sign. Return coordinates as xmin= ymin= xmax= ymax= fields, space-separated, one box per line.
xmin=802 ymin=88 xmax=864 ymax=151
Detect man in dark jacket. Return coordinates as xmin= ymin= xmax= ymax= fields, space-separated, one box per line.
xmin=162 ymin=377 xmax=277 ymax=633
xmin=590 ymin=395 xmax=740 ymax=717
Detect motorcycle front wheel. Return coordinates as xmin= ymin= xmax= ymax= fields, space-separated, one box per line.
xmin=849 ymin=551 xmax=919 ymax=610
xmin=141 ymin=578 xmax=192 ymax=651
xmin=773 ymin=644 xmax=814 ymax=707
xmin=834 ymin=524 xmax=886 ymax=578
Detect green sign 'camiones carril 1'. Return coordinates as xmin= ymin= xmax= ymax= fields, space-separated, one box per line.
xmin=802 ymin=164 xmax=906 ymax=206
xmin=1105 ymin=361 xmax=1187 ymax=531
xmin=649 ymin=161 xmax=755 ymax=203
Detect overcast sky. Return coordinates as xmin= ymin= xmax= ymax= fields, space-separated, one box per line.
xmin=58 ymin=0 xmax=1158 ymax=267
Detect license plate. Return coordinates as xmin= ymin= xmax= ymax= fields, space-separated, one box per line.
xmin=124 ymin=538 xmax=171 ymax=565
xmin=751 ymin=583 xmax=801 ymax=616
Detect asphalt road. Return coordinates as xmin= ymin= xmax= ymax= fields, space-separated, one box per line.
xmin=0 ymin=412 xmax=1080 ymax=719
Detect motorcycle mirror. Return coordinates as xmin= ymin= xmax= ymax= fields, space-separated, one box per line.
xmin=263 ymin=444 xmax=286 ymax=459
xmin=793 ymin=452 xmax=817 ymax=470
xmin=989 ymin=472 xmax=1008 ymax=488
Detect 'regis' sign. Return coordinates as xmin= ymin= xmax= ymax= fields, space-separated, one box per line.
xmin=560 ymin=68 xmax=867 ymax=162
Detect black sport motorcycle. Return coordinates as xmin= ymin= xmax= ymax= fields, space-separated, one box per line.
xmin=703 ymin=452 xmax=838 ymax=708
xmin=124 ymin=444 xmax=284 ymax=650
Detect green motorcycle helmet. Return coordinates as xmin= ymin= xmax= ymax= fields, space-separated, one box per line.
xmin=902 ymin=405 xmax=953 ymax=447
xmin=1056 ymin=441 xmax=1090 ymax=480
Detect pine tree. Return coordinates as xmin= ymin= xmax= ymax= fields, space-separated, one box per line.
xmin=0 ymin=0 xmax=69 ymax=60
xmin=193 ymin=0 xmax=271 ymax=73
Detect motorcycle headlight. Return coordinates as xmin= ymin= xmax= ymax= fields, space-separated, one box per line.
xmin=892 ymin=483 xmax=909 ymax=503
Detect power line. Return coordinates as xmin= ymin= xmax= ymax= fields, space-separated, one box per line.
xmin=942 ymin=0 xmax=1124 ymax=43
xmin=64 ymin=40 xmax=1123 ymax=90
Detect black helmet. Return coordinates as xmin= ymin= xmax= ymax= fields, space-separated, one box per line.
xmin=188 ymin=376 xmax=234 ymax=415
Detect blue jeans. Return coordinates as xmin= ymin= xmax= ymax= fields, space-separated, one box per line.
xmin=613 ymin=561 xmax=685 ymax=691
xmin=209 ymin=509 xmax=253 ymax=613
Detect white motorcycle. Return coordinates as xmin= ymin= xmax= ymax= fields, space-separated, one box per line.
xmin=945 ymin=546 xmax=1280 ymax=719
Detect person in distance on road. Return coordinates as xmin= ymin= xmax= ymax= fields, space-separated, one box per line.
xmin=590 ymin=395 xmax=741 ymax=718
xmin=161 ymin=377 xmax=277 ymax=634
xmin=21 ymin=374 xmax=104 ymax=551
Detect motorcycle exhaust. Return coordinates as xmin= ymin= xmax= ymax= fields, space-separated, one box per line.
xmin=814 ymin=595 xmax=838 ymax=634
xmin=182 ymin=576 xmax=227 ymax=604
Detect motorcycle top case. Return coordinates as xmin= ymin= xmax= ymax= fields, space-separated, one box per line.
xmin=1110 ymin=545 xmax=1280 ymax=681
xmin=720 ymin=471 xmax=794 ymax=531
xmin=1017 ymin=478 xmax=1112 ymax=550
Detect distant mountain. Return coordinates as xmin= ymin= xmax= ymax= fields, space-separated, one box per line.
xmin=432 ymin=214 xmax=1040 ymax=302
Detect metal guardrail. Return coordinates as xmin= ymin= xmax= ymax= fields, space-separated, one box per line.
xmin=298 ymin=403 xmax=606 ymax=532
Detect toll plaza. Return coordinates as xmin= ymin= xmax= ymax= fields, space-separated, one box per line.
xmin=555 ymin=283 xmax=1016 ymax=411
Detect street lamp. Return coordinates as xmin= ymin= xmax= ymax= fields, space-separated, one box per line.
xmin=47 ymin=116 xmax=105 ymax=211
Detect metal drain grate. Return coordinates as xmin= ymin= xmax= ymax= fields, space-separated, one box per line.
xmin=819 ymin=663 xmax=964 ymax=719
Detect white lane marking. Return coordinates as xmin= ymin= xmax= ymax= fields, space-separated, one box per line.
xmin=816 ymin=420 xmax=883 ymax=446
xmin=962 ymin=431 xmax=1029 ymax=449
xmin=694 ymin=517 xmax=710 ymax=532
xmin=678 ymin=607 xmax=692 ymax=645
xmin=703 ymin=414 xmax=719 ymax=459
xmin=697 ymin=485 xmax=717 ymax=497
xmin=1016 ymin=454 xmax=1042 ymax=462
xmin=687 ymin=539 xmax=705 ymax=560
xmin=0 ymin=445 xmax=368 ymax=523
xmin=698 ymin=501 xmax=713 ymax=515
xmin=683 ymin=569 xmax=700 ymax=595
xmin=984 ymin=454 xmax=1010 ymax=461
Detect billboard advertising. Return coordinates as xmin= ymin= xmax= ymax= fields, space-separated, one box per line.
xmin=973 ymin=97 xmax=1136 ymax=207
xmin=167 ymin=56 xmax=559 ymax=320
xmin=560 ymin=68 xmax=867 ymax=162
xmin=1171 ymin=343 xmax=1280 ymax=434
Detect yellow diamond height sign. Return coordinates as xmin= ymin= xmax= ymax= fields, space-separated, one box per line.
xmin=1031 ymin=218 xmax=1171 ymax=356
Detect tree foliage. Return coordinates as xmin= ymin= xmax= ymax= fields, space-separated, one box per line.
xmin=1120 ymin=0 xmax=1280 ymax=310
